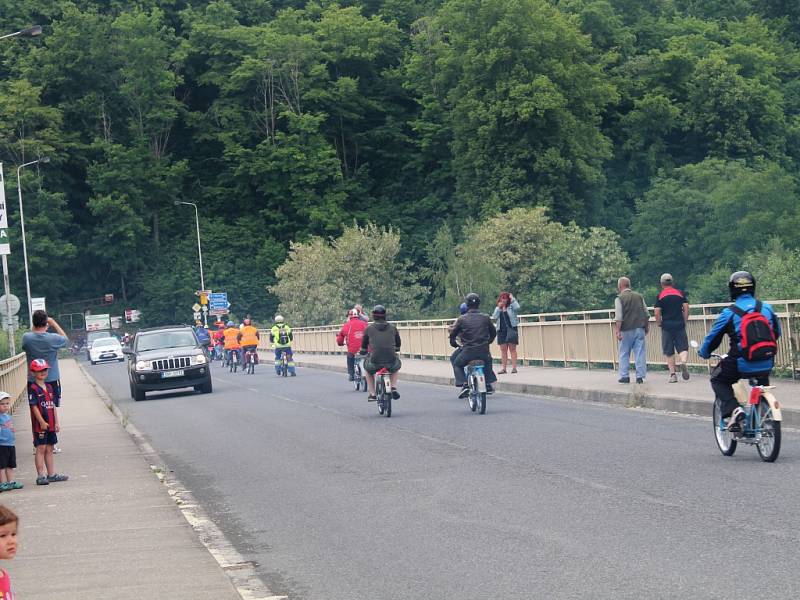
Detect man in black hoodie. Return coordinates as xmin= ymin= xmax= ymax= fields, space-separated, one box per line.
xmin=450 ymin=293 xmax=497 ymax=397
xmin=361 ymin=305 xmax=402 ymax=401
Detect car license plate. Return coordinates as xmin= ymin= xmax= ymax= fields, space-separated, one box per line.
xmin=161 ymin=370 xmax=184 ymax=378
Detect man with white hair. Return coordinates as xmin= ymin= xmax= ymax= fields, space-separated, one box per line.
xmin=614 ymin=277 xmax=650 ymax=384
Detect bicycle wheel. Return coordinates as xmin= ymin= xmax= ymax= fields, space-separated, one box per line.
xmin=353 ymin=366 xmax=361 ymax=391
xmin=384 ymin=390 xmax=392 ymax=417
xmin=376 ymin=380 xmax=385 ymax=415
xmin=478 ymin=392 xmax=487 ymax=414
xmin=756 ymin=398 xmax=781 ymax=462
xmin=468 ymin=375 xmax=477 ymax=412
xmin=713 ymin=398 xmax=737 ymax=457
xmin=282 ymin=359 xmax=288 ymax=377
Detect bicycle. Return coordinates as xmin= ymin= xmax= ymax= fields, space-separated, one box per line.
xmin=693 ymin=342 xmax=782 ymax=462
xmin=228 ymin=349 xmax=239 ymax=373
xmin=375 ymin=367 xmax=392 ymax=417
xmin=213 ymin=343 xmax=224 ymax=363
xmin=353 ymin=357 xmax=367 ymax=392
xmin=464 ymin=360 xmax=487 ymax=415
xmin=243 ymin=348 xmax=257 ymax=375
xmin=280 ymin=351 xmax=289 ymax=377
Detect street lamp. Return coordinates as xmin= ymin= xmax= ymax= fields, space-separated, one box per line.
xmin=0 ymin=25 xmax=43 ymax=41
xmin=174 ymin=201 xmax=207 ymax=326
xmin=17 ymin=156 xmax=49 ymax=327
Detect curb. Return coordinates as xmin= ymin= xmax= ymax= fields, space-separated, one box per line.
xmin=76 ymin=361 xmax=287 ymax=600
xmin=295 ymin=359 xmax=800 ymax=428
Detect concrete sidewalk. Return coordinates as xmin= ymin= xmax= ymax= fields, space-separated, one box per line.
xmin=1 ymin=360 xmax=241 ymax=600
xmin=295 ymin=353 xmax=800 ymax=427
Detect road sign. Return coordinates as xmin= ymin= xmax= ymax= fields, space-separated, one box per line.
xmin=193 ymin=312 xmax=202 ymax=321
xmin=124 ymin=309 xmax=141 ymax=323
xmin=1 ymin=315 xmax=19 ymax=331
xmin=209 ymin=308 xmax=228 ymax=317
xmin=198 ymin=290 xmax=211 ymax=305
xmin=209 ymin=292 xmax=229 ymax=311
xmin=31 ymin=297 xmax=45 ymax=312
xmin=201 ymin=305 xmax=208 ymax=313
xmin=0 ymin=168 xmax=8 ymax=230
xmin=192 ymin=303 xmax=201 ymax=312
xmin=0 ymin=230 xmax=9 ymax=256
xmin=0 ymin=294 xmax=20 ymax=316
xmin=85 ymin=313 xmax=111 ymax=331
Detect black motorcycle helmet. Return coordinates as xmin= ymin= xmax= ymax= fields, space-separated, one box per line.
xmin=728 ymin=271 xmax=756 ymax=300
xmin=372 ymin=304 xmax=387 ymax=319
xmin=465 ymin=293 xmax=480 ymax=309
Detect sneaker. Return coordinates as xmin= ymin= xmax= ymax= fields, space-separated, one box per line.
xmin=6 ymin=481 xmax=22 ymax=490
xmin=54 ymin=446 xmax=62 ymax=454
xmin=636 ymin=378 xmax=644 ymax=384
xmin=391 ymin=388 xmax=400 ymax=400
xmin=368 ymin=394 xmax=377 ymax=402
xmin=727 ymin=407 xmax=745 ymax=431
xmin=497 ymin=369 xmax=507 ymax=375
xmin=618 ymin=377 xmax=630 ymax=384
xmin=681 ymin=363 xmax=690 ymax=380
xmin=36 ymin=475 xmax=49 ymax=486
xmin=668 ymin=373 xmax=678 ymax=383
xmin=458 ymin=385 xmax=470 ymax=399
xmin=47 ymin=473 xmax=69 ymax=483
xmin=511 ymin=368 xmax=518 ymax=373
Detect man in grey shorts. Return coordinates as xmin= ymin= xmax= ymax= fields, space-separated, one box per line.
xmin=654 ymin=273 xmax=690 ymax=383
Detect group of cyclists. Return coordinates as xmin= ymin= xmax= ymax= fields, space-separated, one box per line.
xmin=199 ymin=315 xmax=296 ymax=376
xmin=335 ymin=294 xmax=500 ymax=401
xmin=333 ymin=272 xmax=780 ymax=428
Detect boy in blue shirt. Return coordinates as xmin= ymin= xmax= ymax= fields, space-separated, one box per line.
xmin=698 ymin=271 xmax=781 ymax=430
xmin=0 ymin=392 xmax=22 ymax=491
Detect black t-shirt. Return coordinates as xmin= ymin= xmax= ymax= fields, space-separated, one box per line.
xmin=655 ymin=287 xmax=688 ymax=330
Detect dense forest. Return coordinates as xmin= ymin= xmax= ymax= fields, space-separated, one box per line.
xmin=2 ymin=0 xmax=800 ymax=326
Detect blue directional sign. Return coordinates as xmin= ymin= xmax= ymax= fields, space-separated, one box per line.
xmin=209 ymin=292 xmax=230 ymax=311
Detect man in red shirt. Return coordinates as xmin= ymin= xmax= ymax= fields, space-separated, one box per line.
xmin=654 ymin=273 xmax=690 ymax=383
xmin=336 ymin=309 xmax=368 ymax=381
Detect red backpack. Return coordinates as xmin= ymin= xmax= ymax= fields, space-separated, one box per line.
xmin=729 ymin=301 xmax=778 ymax=361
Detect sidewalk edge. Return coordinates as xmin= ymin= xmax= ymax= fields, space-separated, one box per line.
xmin=77 ymin=362 xmax=287 ymax=600
xmin=295 ymin=359 xmax=800 ymax=428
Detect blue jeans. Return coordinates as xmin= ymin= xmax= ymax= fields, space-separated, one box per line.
xmin=619 ymin=328 xmax=647 ymax=380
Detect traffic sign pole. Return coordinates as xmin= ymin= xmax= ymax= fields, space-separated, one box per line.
xmin=0 ymin=164 xmax=14 ymax=354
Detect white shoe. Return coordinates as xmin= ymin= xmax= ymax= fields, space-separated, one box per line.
xmin=54 ymin=446 xmax=62 ymax=454
xmin=727 ymin=407 xmax=745 ymax=431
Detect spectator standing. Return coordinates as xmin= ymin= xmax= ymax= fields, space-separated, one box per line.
xmin=22 ymin=311 xmax=68 ymax=408
xmin=336 ymin=309 xmax=368 ymax=381
xmin=28 ymin=359 xmax=68 ymax=486
xmin=492 ymin=292 xmax=521 ymax=374
xmin=0 ymin=393 xmax=22 ymax=491
xmin=614 ymin=277 xmax=650 ymax=384
xmin=654 ymin=273 xmax=691 ymax=383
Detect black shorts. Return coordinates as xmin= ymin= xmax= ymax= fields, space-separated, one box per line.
xmin=33 ymin=431 xmax=58 ymax=447
xmin=364 ymin=356 xmax=401 ymax=374
xmin=0 ymin=446 xmax=16 ymax=469
xmin=661 ymin=327 xmax=689 ymax=356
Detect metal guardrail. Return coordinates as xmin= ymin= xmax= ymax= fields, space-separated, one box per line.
xmin=283 ymin=300 xmax=800 ymax=377
xmin=0 ymin=353 xmax=30 ymax=410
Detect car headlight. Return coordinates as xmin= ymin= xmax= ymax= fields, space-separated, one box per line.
xmin=135 ymin=360 xmax=150 ymax=371
xmin=193 ymin=354 xmax=207 ymax=365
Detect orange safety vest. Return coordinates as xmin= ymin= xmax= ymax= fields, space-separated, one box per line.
xmin=239 ymin=325 xmax=259 ymax=347
xmin=223 ymin=327 xmax=241 ymax=350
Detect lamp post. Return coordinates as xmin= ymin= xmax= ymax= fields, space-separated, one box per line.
xmin=17 ymin=157 xmax=49 ymax=328
xmin=174 ymin=201 xmax=207 ymax=326
xmin=0 ymin=25 xmax=43 ymax=41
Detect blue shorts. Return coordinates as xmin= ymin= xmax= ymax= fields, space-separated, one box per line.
xmin=33 ymin=431 xmax=58 ymax=446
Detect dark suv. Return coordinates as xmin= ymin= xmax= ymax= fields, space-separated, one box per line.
xmin=125 ymin=326 xmax=212 ymax=401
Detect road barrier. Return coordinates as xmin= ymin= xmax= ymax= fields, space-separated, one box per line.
xmin=0 ymin=353 xmax=30 ymax=409
xmin=281 ymin=300 xmax=800 ymax=377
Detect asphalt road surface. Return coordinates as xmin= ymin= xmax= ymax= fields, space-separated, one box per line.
xmin=87 ymin=359 xmax=800 ymax=599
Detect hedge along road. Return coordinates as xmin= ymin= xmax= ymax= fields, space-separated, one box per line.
xmin=87 ymin=359 xmax=800 ymax=600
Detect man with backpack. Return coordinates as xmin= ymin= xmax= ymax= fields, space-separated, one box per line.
xmin=270 ymin=315 xmax=296 ymax=376
xmin=698 ymin=271 xmax=780 ymax=430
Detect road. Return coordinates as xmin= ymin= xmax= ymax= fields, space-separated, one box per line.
xmin=86 ymin=359 xmax=800 ymax=599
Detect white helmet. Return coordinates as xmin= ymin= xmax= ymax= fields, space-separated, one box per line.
xmin=0 ymin=392 xmax=10 ymax=402
xmin=275 ymin=315 xmax=284 ymax=323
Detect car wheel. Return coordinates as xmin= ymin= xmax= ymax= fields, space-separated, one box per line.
xmin=132 ymin=384 xmax=146 ymax=401
xmin=118 ymin=358 xmax=124 ymax=362
xmin=201 ymin=378 xmax=213 ymax=394
xmin=90 ymin=360 xmax=96 ymax=365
